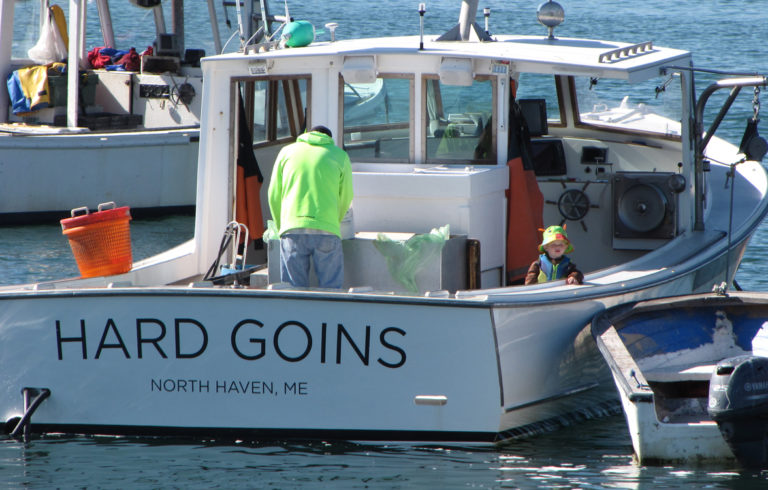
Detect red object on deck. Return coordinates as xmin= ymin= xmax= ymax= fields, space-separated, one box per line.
xmin=505 ymin=157 xmax=544 ymax=284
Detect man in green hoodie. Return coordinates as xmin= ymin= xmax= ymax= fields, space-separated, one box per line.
xmin=268 ymin=125 xmax=353 ymax=288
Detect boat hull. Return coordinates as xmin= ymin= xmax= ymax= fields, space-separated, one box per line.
xmin=611 ymin=371 xmax=734 ymax=463
xmin=0 ymin=129 xmax=198 ymax=224
xmin=1 ymin=291 xmax=506 ymax=440
xmin=0 ymin=288 xmax=623 ymax=441
xmin=0 ymin=234 xmax=746 ymax=442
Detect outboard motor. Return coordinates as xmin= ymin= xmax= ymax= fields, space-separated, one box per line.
xmin=708 ymin=355 xmax=768 ymax=468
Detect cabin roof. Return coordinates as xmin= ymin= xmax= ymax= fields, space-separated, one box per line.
xmin=209 ymin=34 xmax=692 ymax=83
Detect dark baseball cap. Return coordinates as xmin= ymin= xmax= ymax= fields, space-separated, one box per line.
xmin=310 ymin=125 xmax=332 ymax=137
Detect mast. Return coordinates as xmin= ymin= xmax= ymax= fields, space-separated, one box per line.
xmin=66 ymin=0 xmax=84 ymax=129
xmin=95 ymin=0 xmax=115 ymax=48
xmin=206 ymin=0 xmax=223 ymax=54
xmin=0 ymin=0 xmax=15 ymax=123
xmin=171 ymin=0 xmax=184 ymax=58
xmin=436 ymin=0 xmax=492 ymax=42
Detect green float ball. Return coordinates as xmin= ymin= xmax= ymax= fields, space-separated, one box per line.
xmin=283 ymin=21 xmax=315 ymax=48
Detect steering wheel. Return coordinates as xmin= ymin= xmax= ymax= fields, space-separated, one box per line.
xmin=557 ymin=188 xmax=591 ymax=221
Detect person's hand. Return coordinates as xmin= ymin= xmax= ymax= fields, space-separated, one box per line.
xmin=566 ymin=276 xmax=578 ymax=285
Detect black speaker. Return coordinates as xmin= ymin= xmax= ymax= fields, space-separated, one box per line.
xmin=612 ymin=172 xmax=679 ymax=239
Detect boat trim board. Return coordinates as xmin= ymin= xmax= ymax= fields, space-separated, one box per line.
xmin=6 ymin=422 xmax=499 ymax=443
xmin=8 ymin=406 xmax=622 ymax=444
xmin=503 ymin=381 xmax=603 ymax=413
xmin=593 ymin=321 xmax=653 ymax=403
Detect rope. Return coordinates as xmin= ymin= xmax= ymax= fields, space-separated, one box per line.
xmin=723 ymin=158 xmax=747 ymax=294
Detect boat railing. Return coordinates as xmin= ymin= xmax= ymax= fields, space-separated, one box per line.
xmin=693 ymin=75 xmax=768 ymax=231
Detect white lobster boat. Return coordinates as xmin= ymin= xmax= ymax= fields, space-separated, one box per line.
xmin=1 ymin=0 xmax=768 ymax=442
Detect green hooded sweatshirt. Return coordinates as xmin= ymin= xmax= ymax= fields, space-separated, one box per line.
xmin=268 ymin=131 xmax=353 ymax=237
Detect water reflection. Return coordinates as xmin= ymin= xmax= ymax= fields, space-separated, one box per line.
xmin=2 ymin=415 xmax=768 ymax=487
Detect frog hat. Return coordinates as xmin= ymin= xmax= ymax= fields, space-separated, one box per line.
xmin=538 ymin=225 xmax=574 ymax=254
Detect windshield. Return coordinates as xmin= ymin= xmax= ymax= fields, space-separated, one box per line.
xmin=342 ymin=76 xmax=412 ymax=162
xmin=424 ymin=77 xmax=495 ymax=164
xmin=573 ymin=75 xmax=683 ymax=138
xmin=514 ymin=73 xmax=562 ymax=128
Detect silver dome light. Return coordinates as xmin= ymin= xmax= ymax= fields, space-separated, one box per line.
xmin=537 ymin=1 xmax=564 ymax=40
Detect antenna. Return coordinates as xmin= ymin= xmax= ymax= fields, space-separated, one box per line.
xmin=234 ymin=0 xmax=244 ymax=48
xmin=326 ymin=22 xmax=338 ymax=42
xmin=418 ymin=3 xmax=426 ymax=50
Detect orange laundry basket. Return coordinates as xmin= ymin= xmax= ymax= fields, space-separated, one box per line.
xmin=60 ymin=202 xmax=133 ymax=278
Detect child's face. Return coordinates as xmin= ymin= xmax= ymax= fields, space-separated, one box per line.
xmin=544 ymin=240 xmax=568 ymax=259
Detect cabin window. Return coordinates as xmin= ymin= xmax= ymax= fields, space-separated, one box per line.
xmin=514 ymin=73 xmax=563 ymax=128
xmin=246 ymin=77 xmax=309 ymax=146
xmin=424 ymin=76 xmax=495 ymax=164
xmin=572 ymin=75 xmax=683 ymax=138
xmin=341 ymin=76 xmax=412 ymax=162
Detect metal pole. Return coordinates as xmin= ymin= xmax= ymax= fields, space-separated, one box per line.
xmin=153 ymin=2 xmax=166 ymax=36
xmin=0 ymin=0 xmax=16 ymax=122
xmin=66 ymin=0 xmax=82 ymax=128
xmin=95 ymin=0 xmax=115 ymax=48
xmin=172 ymin=0 xmax=184 ymax=57
xmin=206 ymin=0 xmax=223 ymax=54
xmin=77 ymin=0 xmax=86 ymax=67
xmin=458 ymin=0 xmax=479 ymax=41
xmin=418 ymin=3 xmax=425 ymax=50
xmin=693 ymin=76 xmax=768 ymax=231
xmin=258 ymin=0 xmax=270 ymax=39
xmin=702 ymin=86 xmax=741 ymax=151
xmin=241 ymin=0 xmax=252 ymax=47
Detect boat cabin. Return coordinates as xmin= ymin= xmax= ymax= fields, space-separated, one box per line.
xmin=191 ymin=19 xmax=697 ymax=293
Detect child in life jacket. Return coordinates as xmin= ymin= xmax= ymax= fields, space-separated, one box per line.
xmin=524 ymin=225 xmax=584 ymax=285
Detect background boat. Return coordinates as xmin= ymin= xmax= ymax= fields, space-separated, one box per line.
xmin=592 ymin=292 xmax=764 ymax=464
xmin=0 ymin=0 xmax=212 ymax=224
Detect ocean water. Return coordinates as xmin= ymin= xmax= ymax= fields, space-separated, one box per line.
xmin=3 ymin=0 xmax=768 ymax=487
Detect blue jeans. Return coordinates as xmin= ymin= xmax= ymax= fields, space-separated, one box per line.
xmin=279 ymin=233 xmax=344 ymax=288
